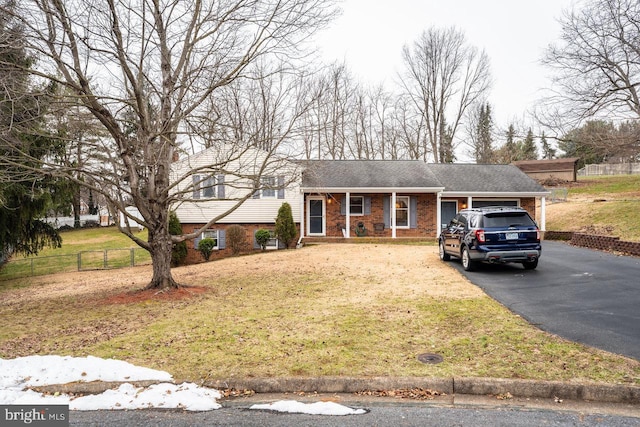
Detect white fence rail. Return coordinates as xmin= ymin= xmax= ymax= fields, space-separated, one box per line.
xmin=578 ymin=163 xmax=640 ymax=176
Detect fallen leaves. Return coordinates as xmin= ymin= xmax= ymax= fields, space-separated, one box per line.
xmin=355 ymin=388 xmax=444 ymax=400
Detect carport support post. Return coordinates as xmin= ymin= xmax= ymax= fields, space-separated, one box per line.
xmin=540 ymin=196 xmax=546 ymax=231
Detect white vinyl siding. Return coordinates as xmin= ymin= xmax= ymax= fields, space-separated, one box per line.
xmin=171 ymin=146 xmax=301 ymax=224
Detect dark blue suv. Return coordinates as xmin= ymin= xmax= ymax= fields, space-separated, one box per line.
xmin=438 ymin=206 xmax=541 ymax=271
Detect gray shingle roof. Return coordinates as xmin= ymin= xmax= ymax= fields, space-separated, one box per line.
xmin=301 ymin=161 xmax=547 ymax=194
xmin=301 ymin=160 xmax=443 ymax=189
xmin=428 ymin=164 xmax=548 ymax=193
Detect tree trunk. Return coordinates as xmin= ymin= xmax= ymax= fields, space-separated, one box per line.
xmin=145 ymin=217 xmax=181 ymax=290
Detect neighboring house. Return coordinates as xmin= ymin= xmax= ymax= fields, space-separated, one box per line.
xmin=513 ymin=158 xmax=580 ymax=182
xmin=173 ymin=148 xmax=549 ymax=263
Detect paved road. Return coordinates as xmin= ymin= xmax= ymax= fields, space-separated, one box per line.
xmin=446 ymin=240 xmax=640 ymax=360
xmin=69 ymin=402 xmax=640 ymax=426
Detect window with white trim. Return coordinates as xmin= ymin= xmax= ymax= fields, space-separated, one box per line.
xmin=395 ymin=196 xmax=409 ymax=228
xmin=349 ymin=196 xmax=364 ymax=215
xmin=261 ymin=176 xmax=276 ymax=198
xmin=201 ymin=229 xmax=219 ymax=249
xmin=266 ymin=230 xmax=279 ymax=250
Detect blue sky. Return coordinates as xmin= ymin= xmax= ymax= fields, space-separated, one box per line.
xmin=315 ymin=0 xmax=576 ymax=127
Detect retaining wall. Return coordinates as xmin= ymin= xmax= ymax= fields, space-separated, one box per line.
xmin=545 ymin=231 xmax=640 ymax=257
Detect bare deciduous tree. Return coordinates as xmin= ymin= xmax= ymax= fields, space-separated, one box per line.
xmin=0 ymin=0 xmax=337 ymax=289
xmin=399 ymin=26 xmax=491 ymax=163
xmin=543 ymin=0 xmax=640 ymax=122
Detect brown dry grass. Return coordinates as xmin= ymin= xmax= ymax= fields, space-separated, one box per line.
xmin=1 ymin=243 xmax=638 ymax=386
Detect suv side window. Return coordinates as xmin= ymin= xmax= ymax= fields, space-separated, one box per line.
xmin=469 ymin=213 xmax=480 ymax=229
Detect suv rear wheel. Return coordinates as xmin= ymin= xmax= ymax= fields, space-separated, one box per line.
xmin=523 ymin=258 xmax=538 ymax=270
xmin=461 ymin=246 xmax=476 ymax=271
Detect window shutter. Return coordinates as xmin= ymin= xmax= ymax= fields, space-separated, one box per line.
xmin=340 ymin=197 xmax=346 ymax=215
xmin=277 ymin=175 xmax=285 ymax=199
xmin=364 ymin=197 xmax=371 ymax=215
xmin=277 ymin=238 xmax=286 ymax=249
xmin=410 ymin=196 xmax=418 ymax=229
xmin=217 ymin=175 xmax=225 ymax=199
xmin=383 ymin=196 xmax=390 ymax=228
xmin=194 ymin=233 xmax=202 ymax=249
xmin=192 ymin=175 xmax=201 ymax=199
xmin=218 ymin=229 xmax=226 ymax=249
xmin=253 ymin=230 xmax=260 ymax=249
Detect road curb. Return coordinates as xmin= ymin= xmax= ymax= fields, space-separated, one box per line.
xmin=205 ymin=377 xmax=640 ymax=404
xmin=31 ymin=377 xmax=640 ymax=405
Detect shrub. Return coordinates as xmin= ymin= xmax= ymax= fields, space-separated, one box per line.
xmin=227 ymin=225 xmax=248 ymax=255
xmin=255 ymin=229 xmax=271 ymax=251
xmin=197 ymin=238 xmax=217 ymax=261
xmin=274 ymin=202 xmax=297 ymax=248
xmin=169 ymin=211 xmax=187 ymax=267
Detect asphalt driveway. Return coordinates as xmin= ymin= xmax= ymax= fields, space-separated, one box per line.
xmin=446 ymin=240 xmax=640 ymax=361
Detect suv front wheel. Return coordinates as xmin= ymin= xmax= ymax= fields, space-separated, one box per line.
xmin=439 ymin=240 xmax=451 ymax=261
xmin=461 ymin=247 xmax=476 ymax=271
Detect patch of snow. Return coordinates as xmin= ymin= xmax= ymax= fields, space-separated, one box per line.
xmin=0 ymin=355 xmax=366 ymax=415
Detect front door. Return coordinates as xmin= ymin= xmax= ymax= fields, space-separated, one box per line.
xmin=441 ymin=201 xmax=458 ymax=230
xmin=307 ymin=197 xmax=325 ymax=236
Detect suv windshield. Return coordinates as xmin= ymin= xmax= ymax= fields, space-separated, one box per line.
xmin=482 ymin=212 xmax=536 ymax=228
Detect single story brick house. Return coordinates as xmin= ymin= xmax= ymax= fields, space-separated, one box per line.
xmin=300 ymin=161 xmax=549 ymax=240
xmin=172 ymin=147 xmax=549 ymax=263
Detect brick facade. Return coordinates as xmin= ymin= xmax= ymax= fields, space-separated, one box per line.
xmin=322 ymin=193 xmax=438 ymax=238
xmin=182 ymin=222 xmax=301 ymax=264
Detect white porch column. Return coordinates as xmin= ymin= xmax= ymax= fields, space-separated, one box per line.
xmin=391 ymin=192 xmax=397 ymax=238
xmin=467 ymin=196 xmax=473 ymax=210
xmin=436 ymin=192 xmax=442 ymax=238
xmin=345 ymin=191 xmax=351 ymax=238
xmin=540 ymin=196 xmax=546 ymax=231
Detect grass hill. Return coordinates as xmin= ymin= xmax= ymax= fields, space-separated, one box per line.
xmin=544 ymin=174 xmax=640 ymax=242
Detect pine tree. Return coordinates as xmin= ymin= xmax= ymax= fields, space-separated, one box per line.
xmin=504 ymin=124 xmax=516 ymax=163
xmin=521 ymin=128 xmax=538 ymax=160
xmin=476 ymin=103 xmax=494 ymax=163
xmin=1 ymin=2 xmax=61 ymax=260
xmin=540 ymin=132 xmax=556 ymax=159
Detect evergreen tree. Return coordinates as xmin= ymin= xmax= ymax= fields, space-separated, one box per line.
xmin=540 ymin=132 xmax=556 ymax=160
xmin=521 ymin=128 xmax=538 ymax=160
xmin=1 ymin=1 xmax=61 ymax=260
xmin=476 ymin=103 xmax=494 ymax=163
xmin=274 ymin=202 xmax=297 ymax=248
xmin=169 ymin=212 xmax=187 ymax=267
